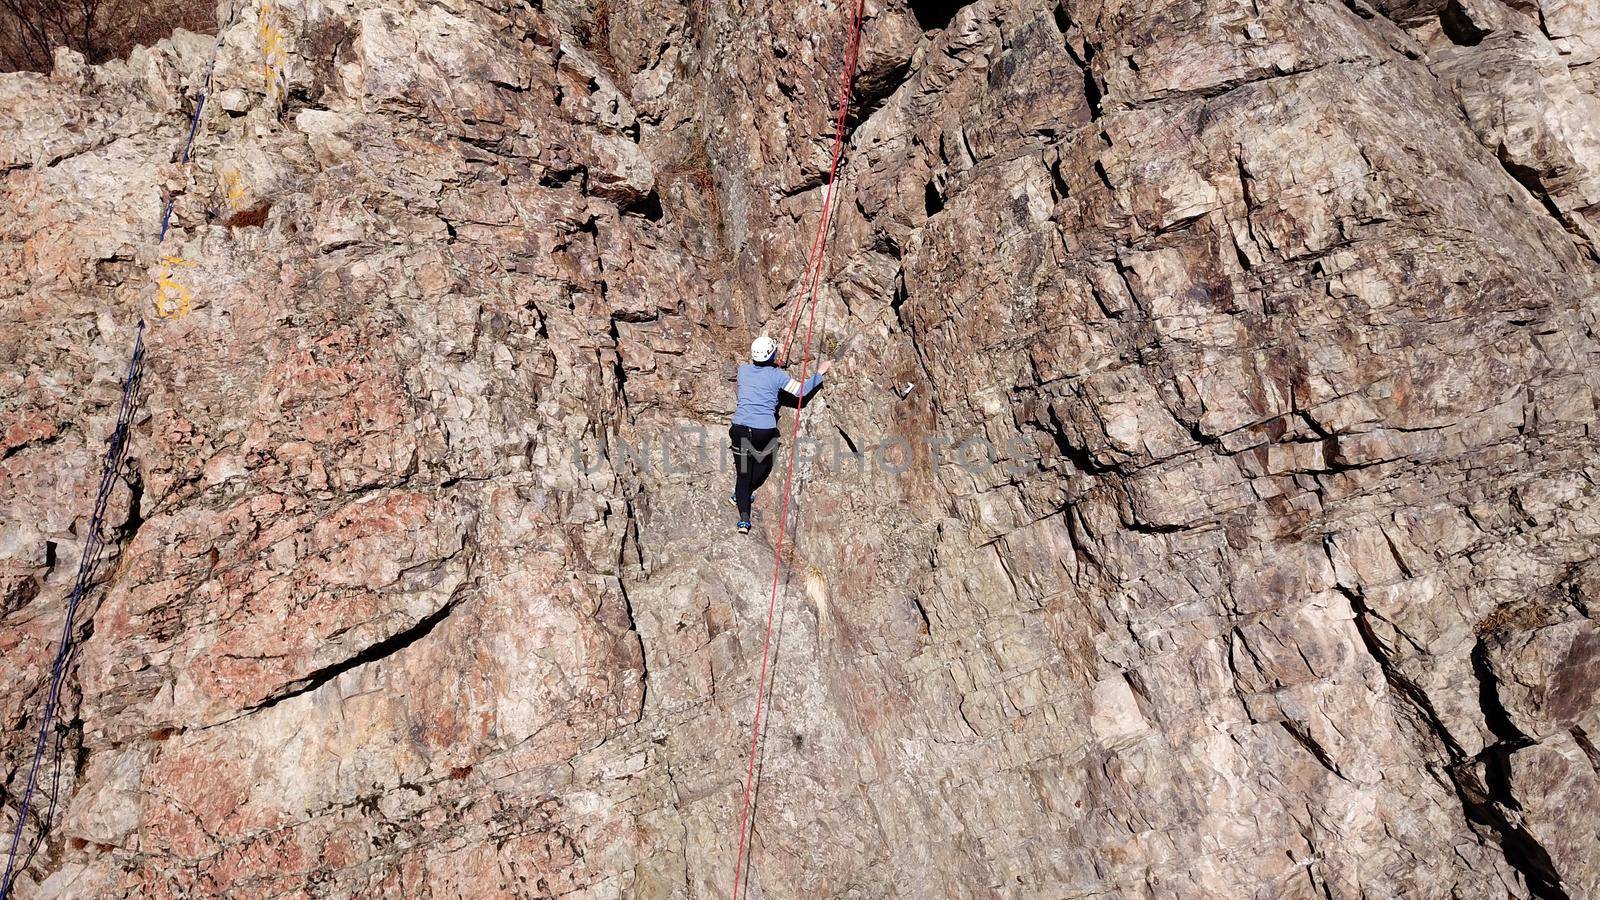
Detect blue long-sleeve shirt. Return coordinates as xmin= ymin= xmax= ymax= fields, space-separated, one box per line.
xmin=731 ymin=363 xmax=823 ymax=429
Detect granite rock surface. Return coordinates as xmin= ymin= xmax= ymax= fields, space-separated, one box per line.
xmin=3 ymin=0 xmax=1600 ymax=896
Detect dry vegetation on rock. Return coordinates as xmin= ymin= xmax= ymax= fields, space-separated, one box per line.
xmin=0 ymin=0 xmax=213 ymax=72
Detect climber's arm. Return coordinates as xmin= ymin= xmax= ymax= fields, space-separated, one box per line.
xmin=780 ymin=359 xmax=830 ymax=396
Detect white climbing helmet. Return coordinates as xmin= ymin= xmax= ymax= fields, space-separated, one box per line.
xmin=750 ymin=334 xmax=778 ymax=363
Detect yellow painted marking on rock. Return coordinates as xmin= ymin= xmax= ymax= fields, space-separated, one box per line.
xmin=258 ymin=0 xmax=289 ymax=107
xmin=154 ymin=255 xmax=196 ymax=319
xmin=221 ymin=167 xmax=247 ymax=211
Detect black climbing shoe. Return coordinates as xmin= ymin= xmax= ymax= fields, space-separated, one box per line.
xmin=737 ymin=520 xmax=751 ymax=534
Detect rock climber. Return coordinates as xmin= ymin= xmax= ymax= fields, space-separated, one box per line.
xmin=729 ymin=334 xmax=831 ymax=534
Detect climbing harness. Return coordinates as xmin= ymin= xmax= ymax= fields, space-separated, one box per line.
xmin=729 ymin=1 xmax=866 ymax=897
xmin=0 ymin=8 xmax=236 ymax=895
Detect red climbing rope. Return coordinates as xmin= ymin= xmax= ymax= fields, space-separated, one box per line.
xmin=730 ymin=2 xmax=865 ymax=897
xmin=779 ymin=0 xmax=867 ymax=361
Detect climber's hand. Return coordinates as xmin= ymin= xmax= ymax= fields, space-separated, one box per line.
xmin=817 ymin=359 xmax=833 ymax=376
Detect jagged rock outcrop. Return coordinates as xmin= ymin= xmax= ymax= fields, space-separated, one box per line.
xmin=3 ymin=0 xmax=1599 ymax=896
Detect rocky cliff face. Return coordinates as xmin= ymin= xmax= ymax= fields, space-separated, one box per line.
xmin=3 ymin=0 xmax=1600 ymax=896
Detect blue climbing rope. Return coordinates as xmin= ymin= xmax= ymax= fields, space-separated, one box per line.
xmin=157 ymin=26 xmax=227 ymax=241
xmin=0 ymin=325 xmax=146 ymax=899
xmin=0 ymin=8 xmax=237 ymax=893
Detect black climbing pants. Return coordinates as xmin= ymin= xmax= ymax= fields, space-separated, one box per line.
xmin=730 ymin=424 xmax=780 ymax=520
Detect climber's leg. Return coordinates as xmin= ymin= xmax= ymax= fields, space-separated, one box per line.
xmin=748 ymin=432 xmax=779 ymax=495
xmin=729 ymin=425 xmax=779 ymax=522
xmin=730 ymin=425 xmax=757 ymax=521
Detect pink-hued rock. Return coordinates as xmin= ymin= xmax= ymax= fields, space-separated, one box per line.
xmin=4 ymin=0 xmax=1600 ymax=896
